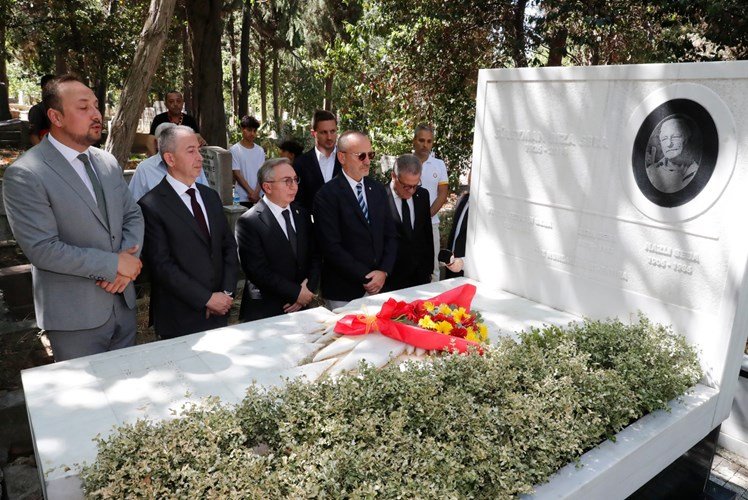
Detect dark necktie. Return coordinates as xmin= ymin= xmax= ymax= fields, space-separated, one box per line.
xmin=77 ymin=153 xmax=109 ymax=228
xmin=282 ymin=208 xmax=298 ymax=257
xmin=401 ymin=198 xmax=413 ymax=234
xmin=186 ymin=188 xmax=210 ymax=240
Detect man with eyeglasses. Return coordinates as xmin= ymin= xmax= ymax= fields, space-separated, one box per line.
xmin=313 ymin=131 xmax=397 ymax=310
xmin=413 ymin=123 xmax=449 ymax=281
xmin=235 ymin=158 xmax=320 ymax=320
xmin=384 ymin=154 xmax=434 ymax=292
xmin=293 ymin=110 xmax=343 ymax=211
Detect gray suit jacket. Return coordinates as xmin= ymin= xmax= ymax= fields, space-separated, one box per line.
xmin=2 ymin=136 xmax=144 ymax=331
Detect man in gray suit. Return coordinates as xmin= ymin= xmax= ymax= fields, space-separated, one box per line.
xmin=3 ymin=74 xmax=144 ymax=361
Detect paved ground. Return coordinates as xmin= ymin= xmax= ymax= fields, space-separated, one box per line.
xmin=712 ymin=446 xmax=748 ymax=498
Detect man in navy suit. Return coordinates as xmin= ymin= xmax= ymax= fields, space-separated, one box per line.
xmin=313 ymin=131 xmax=397 ymax=309
xmin=384 ymin=154 xmax=433 ymax=292
xmin=236 ymin=158 xmax=320 ymax=321
xmin=139 ymin=126 xmax=238 ymax=339
xmin=293 ymin=110 xmax=342 ymax=211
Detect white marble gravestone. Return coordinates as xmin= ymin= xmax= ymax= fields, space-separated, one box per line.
xmin=462 ymin=60 xmax=748 ymax=497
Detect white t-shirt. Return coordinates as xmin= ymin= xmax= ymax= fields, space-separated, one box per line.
xmin=420 ymin=155 xmax=448 ymax=224
xmin=230 ymin=142 xmax=266 ymax=202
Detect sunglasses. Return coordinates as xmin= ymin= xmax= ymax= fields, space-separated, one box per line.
xmin=265 ymin=176 xmax=300 ymax=188
xmin=342 ymin=151 xmax=376 ymax=161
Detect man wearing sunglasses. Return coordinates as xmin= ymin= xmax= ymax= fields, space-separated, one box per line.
xmin=383 ymin=154 xmax=434 ymax=292
xmin=293 ymin=110 xmax=343 ymax=211
xmin=235 ymin=158 xmax=320 ymax=320
xmin=313 ymin=131 xmax=397 ymax=309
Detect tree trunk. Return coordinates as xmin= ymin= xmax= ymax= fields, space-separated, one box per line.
xmin=272 ymin=47 xmax=280 ymax=128
xmin=323 ymin=73 xmax=333 ymax=111
xmin=105 ymin=0 xmax=178 ymax=167
xmin=0 ymin=0 xmax=11 ymax=121
xmin=186 ymin=0 xmax=227 ymax=148
xmin=181 ymin=0 xmax=193 ymax=113
xmin=238 ymin=0 xmax=250 ymax=119
xmin=546 ymin=29 xmax=567 ymax=67
xmin=511 ymin=0 xmax=528 ymax=67
xmin=227 ymin=10 xmax=239 ymax=123
xmin=259 ymin=38 xmax=267 ymax=124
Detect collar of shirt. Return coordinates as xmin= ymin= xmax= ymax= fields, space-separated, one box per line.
xmin=315 ymin=145 xmax=336 ymax=163
xmin=165 ymin=173 xmax=211 ymax=231
xmin=48 ymin=132 xmax=90 ymax=166
xmin=389 ymin=180 xmax=415 ymax=228
xmin=165 ymin=172 xmax=196 ymax=195
xmin=263 ymin=197 xmax=296 ymax=235
xmin=342 ymin=170 xmax=368 ymax=207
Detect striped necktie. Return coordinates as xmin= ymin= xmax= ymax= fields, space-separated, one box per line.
xmin=356 ymin=182 xmax=369 ymax=222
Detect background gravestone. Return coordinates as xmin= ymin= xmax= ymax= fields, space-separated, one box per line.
xmin=201 ymin=146 xmax=233 ymax=205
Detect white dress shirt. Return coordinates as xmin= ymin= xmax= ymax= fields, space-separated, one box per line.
xmin=316 ymin=146 xmax=337 ymax=183
xmin=47 ymin=133 xmax=99 ymax=201
xmin=165 ymin=173 xmax=211 ymax=233
xmin=263 ymin=198 xmax=296 ymax=238
xmin=342 ymin=170 xmax=368 ymax=207
xmin=389 ymin=181 xmax=414 ymax=229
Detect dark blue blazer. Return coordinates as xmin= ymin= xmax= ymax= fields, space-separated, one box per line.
xmin=139 ymin=178 xmax=238 ymax=339
xmin=384 ymin=186 xmax=433 ymax=292
xmin=313 ymin=174 xmax=397 ymax=301
xmin=293 ymin=147 xmax=342 ymax=211
xmin=236 ymin=200 xmax=320 ymax=321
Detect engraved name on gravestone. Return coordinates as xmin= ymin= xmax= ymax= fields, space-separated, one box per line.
xmin=468 ymin=65 xmax=747 ymax=419
xmin=201 ymin=146 xmax=233 ymax=205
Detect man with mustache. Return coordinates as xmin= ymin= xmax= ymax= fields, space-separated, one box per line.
xmin=3 ymin=74 xmax=144 ymax=361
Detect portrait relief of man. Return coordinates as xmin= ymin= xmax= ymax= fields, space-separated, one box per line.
xmin=645 ymin=115 xmax=701 ymax=194
xmin=631 ymin=98 xmax=718 ymax=209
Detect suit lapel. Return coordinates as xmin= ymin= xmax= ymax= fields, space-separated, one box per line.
xmin=338 ymin=175 xmax=369 ymax=226
xmin=309 ymin=151 xmax=325 ymax=187
xmin=88 ymin=149 xmax=115 ymax=230
xmin=158 ymin=178 xmax=210 ymax=247
xmin=257 ymin=200 xmax=296 ymax=261
xmin=291 ymin=205 xmax=306 ymax=262
xmin=40 ymin=140 xmax=109 ymax=231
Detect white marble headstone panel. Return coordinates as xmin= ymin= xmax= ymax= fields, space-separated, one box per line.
xmin=200 ymin=146 xmax=233 ymax=204
xmin=468 ymin=61 xmax=748 ymax=423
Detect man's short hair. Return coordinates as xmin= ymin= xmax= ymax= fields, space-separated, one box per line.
xmin=337 ymin=130 xmax=368 ymax=153
xmin=154 ymin=122 xmax=176 ymax=141
xmin=240 ymin=115 xmax=260 ymax=130
xmin=158 ymin=125 xmax=195 ymax=159
xmin=42 ymin=74 xmax=86 ymax=113
xmin=394 ymin=154 xmax=422 ymax=177
xmin=164 ymin=90 xmax=183 ymax=100
xmin=278 ymin=139 xmax=303 ymax=157
xmin=414 ymin=123 xmax=434 ymax=138
xmin=257 ymin=157 xmax=292 ymax=186
xmin=311 ymin=110 xmax=337 ymax=130
xmin=40 ymin=74 xmax=55 ymax=90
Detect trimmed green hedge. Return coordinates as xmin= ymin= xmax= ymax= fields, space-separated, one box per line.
xmin=82 ymin=315 xmax=701 ymax=499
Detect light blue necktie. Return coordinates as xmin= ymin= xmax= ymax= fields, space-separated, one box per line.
xmin=356 ymin=182 xmax=369 ymax=222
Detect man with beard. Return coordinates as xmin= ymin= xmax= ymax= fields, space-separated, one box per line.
xmin=3 ymin=74 xmax=144 ymax=361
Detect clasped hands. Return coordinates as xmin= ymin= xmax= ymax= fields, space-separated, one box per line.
xmin=363 ymin=270 xmax=386 ymax=295
xmin=283 ymin=279 xmax=315 ymax=313
xmin=206 ymin=291 xmax=233 ymax=318
xmin=96 ymin=246 xmax=142 ymax=294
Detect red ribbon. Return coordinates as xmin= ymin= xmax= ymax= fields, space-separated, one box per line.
xmin=334 ymin=284 xmax=483 ymax=354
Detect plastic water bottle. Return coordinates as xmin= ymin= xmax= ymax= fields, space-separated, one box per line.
xmin=232 ymin=187 xmax=240 ymax=206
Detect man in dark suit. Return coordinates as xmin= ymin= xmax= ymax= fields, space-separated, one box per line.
xmin=139 ymin=126 xmax=238 ymax=339
xmin=313 ymin=131 xmax=397 ymax=309
xmin=445 ymin=170 xmax=471 ymax=278
xmin=293 ymin=110 xmax=342 ymax=211
xmin=384 ymin=154 xmax=433 ymax=292
xmin=236 ymin=158 xmax=320 ymax=321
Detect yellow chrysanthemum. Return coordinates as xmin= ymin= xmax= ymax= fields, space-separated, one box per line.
xmin=452 ymin=307 xmax=466 ymax=323
xmin=423 ymin=301 xmax=435 ymax=313
xmin=465 ymin=328 xmax=479 ymax=343
xmin=479 ymin=324 xmax=488 ymax=341
xmin=438 ymin=303 xmax=452 ymax=315
xmin=435 ymin=320 xmax=453 ymax=334
xmin=418 ymin=316 xmax=437 ymax=330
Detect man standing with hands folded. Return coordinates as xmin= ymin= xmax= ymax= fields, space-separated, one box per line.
xmin=3 ymin=74 xmax=144 ymax=361
xmin=236 ymin=158 xmax=320 ymax=321
xmin=313 ymin=131 xmax=397 ymax=309
xmin=139 ymin=126 xmax=238 ymax=339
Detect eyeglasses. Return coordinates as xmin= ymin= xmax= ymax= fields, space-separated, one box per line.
xmin=341 ymin=151 xmax=376 ymax=161
xmin=265 ymin=176 xmax=300 ymax=188
xmin=396 ymin=177 xmax=421 ymax=191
